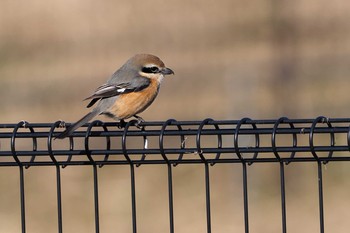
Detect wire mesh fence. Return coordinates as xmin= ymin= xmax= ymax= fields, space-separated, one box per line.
xmin=1 ymin=116 xmax=350 ymax=233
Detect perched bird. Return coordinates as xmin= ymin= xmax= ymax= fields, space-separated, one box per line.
xmin=56 ymin=54 xmax=174 ymax=139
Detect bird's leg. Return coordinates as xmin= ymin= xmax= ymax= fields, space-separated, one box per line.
xmin=133 ymin=115 xmax=145 ymax=129
xmin=118 ymin=119 xmax=126 ymax=129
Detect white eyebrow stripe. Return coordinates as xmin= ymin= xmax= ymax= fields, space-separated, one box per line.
xmin=144 ymin=63 xmax=157 ymax=68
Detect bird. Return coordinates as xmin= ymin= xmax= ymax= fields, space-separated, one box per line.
xmin=56 ymin=54 xmax=174 ymax=139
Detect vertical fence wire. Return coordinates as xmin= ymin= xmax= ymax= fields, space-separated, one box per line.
xmin=309 ymin=116 xmax=332 ymax=233
xmin=159 ymin=119 xmax=177 ymax=233
xmin=48 ymin=121 xmax=64 ymax=233
xmin=11 ymin=121 xmax=27 ymax=233
xmin=122 ymin=120 xmax=138 ymax=233
xmin=19 ymin=166 xmax=26 ymax=233
xmin=197 ymin=119 xmax=214 ymax=233
xmin=272 ymin=117 xmax=294 ymax=233
xmin=317 ymin=162 xmax=324 ymax=233
xmin=279 ymin=163 xmax=287 ymax=233
xmin=92 ymin=165 xmax=100 ymax=233
xmin=242 ymin=163 xmax=249 ymax=233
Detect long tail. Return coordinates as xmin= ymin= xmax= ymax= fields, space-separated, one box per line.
xmin=56 ymin=109 xmax=101 ymax=139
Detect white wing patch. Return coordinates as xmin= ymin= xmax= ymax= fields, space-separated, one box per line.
xmin=117 ymin=88 xmax=126 ymax=93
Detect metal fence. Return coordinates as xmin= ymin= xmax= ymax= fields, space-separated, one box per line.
xmin=1 ymin=116 xmax=350 ymax=233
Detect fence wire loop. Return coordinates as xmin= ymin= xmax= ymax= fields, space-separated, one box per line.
xmin=233 ymin=118 xmax=246 ymax=162
xmin=159 ymin=119 xmax=185 ymax=167
xmin=309 ymin=116 xmax=335 ymax=164
xmin=210 ymin=121 xmax=222 ymax=166
xmin=83 ymin=120 xmax=111 ymax=167
xmin=271 ymin=117 xmax=297 ymax=165
xmin=56 ymin=121 xmax=74 ymax=168
xmin=101 ymin=124 xmax=111 ymax=168
xmin=84 ymin=120 xmax=101 ymax=165
xmin=122 ymin=120 xmax=136 ymax=165
xmin=65 ymin=138 xmax=74 ymax=169
xmin=176 ymin=122 xmax=186 ymax=166
xmin=11 ymin=121 xmax=29 ymax=166
xmin=271 ymin=117 xmax=285 ymax=161
xmin=159 ymin=119 xmax=175 ymax=164
xmin=234 ymin=118 xmax=260 ymax=165
xmin=25 ymin=123 xmax=37 ymax=169
xmin=48 ymin=121 xmax=63 ymax=166
xmin=196 ymin=118 xmax=214 ymax=163
xmin=136 ymin=126 xmax=148 ymax=167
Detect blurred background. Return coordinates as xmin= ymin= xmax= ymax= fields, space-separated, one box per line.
xmin=0 ymin=0 xmax=350 ymax=232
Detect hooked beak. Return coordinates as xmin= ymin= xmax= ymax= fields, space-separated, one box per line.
xmin=161 ymin=67 xmax=174 ymax=75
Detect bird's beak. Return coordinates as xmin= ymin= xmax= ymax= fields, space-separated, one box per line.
xmin=161 ymin=67 xmax=174 ymax=75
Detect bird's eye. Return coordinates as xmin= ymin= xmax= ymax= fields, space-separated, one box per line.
xmin=142 ymin=66 xmax=159 ymax=73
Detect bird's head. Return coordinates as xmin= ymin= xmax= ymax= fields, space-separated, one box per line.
xmin=126 ymin=54 xmax=174 ymax=82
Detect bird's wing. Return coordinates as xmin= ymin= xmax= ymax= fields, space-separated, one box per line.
xmin=84 ymin=76 xmax=150 ymax=108
xmin=84 ymin=83 xmax=132 ymax=100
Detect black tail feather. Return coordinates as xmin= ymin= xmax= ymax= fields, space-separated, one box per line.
xmin=56 ymin=110 xmax=100 ymax=139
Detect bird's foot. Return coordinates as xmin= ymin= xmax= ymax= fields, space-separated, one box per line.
xmin=134 ymin=115 xmax=145 ymax=129
xmin=58 ymin=120 xmax=66 ymax=128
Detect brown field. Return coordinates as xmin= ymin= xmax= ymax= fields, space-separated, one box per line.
xmin=1 ymin=1 xmax=350 ymax=232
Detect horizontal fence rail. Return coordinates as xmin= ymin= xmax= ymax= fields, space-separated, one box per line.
xmin=0 ymin=116 xmax=350 ymax=167
xmin=1 ymin=116 xmax=350 ymax=233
